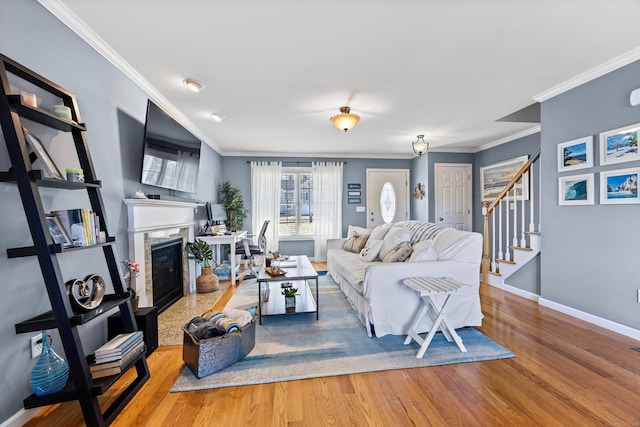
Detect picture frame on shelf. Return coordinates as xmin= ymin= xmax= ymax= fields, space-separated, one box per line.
xmin=23 ymin=127 xmax=64 ymax=180
xmin=347 ymin=190 xmax=361 ymax=197
xmin=599 ymin=167 xmax=639 ymax=205
xmin=557 ymin=136 xmax=593 ymax=172
xmin=45 ymin=214 xmax=73 ymax=247
xmin=347 ymin=183 xmax=361 ymax=190
xmin=348 ymin=198 xmax=361 ymax=204
xmin=558 ymin=173 xmax=594 ymax=206
xmin=599 ymin=123 xmax=640 ymax=166
xmin=480 ymin=156 xmax=529 ymax=202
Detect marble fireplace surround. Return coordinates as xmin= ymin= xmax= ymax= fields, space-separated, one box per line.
xmin=124 ymin=199 xmax=202 ymax=308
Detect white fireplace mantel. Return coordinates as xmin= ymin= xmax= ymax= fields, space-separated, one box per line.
xmin=124 ymin=199 xmax=203 ymax=307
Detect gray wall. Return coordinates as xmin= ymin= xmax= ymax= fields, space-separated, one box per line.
xmin=221 ymin=157 xmax=411 ymax=256
xmin=472 ymin=133 xmax=541 ymax=233
xmin=540 ymin=59 xmax=640 ymax=330
xmin=0 ymin=0 xmax=222 ymax=422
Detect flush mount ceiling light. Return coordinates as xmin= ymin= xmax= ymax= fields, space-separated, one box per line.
xmin=330 ymin=106 xmax=360 ymax=132
xmin=183 ymin=78 xmax=205 ymax=92
xmin=210 ymin=113 xmax=225 ymax=122
xmin=412 ymin=134 xmax=429 ymax=156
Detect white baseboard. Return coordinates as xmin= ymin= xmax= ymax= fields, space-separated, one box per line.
xmin=539 ymin=298 xmax=640 ymax=341
xmin=502 ymin=284 xmax=540 ymax=302
xmin=1 ymin=408 xmax=40 ymax=427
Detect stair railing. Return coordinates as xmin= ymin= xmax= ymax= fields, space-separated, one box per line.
xmin=481 ymin=148 xmax=541 ymax=285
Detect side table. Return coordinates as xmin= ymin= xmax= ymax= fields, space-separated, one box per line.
xmin=108 ymin=306 xmax=158 ymax=356
xmin=402 ymin=277 xmax=468 ymax=358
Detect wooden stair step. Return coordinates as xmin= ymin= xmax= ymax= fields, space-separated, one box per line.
xmin=488 ymin=271 xmax=501 ymax=277
xmin=524 ymin=231 xmax=541 ymax=236
xmin=496 ymin=258 xmax=516 ymax=265
xmin=509 ymin=245 xmax=533 ymax=251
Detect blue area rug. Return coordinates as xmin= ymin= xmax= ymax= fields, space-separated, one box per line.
xmin=171 ymin=275 xmax=514 ymax=392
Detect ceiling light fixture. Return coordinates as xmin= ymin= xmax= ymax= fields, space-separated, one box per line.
xmin=412 ymin=134 xmax=429 ymax=156
xmin=183 ymin=78 xmax=205 ymax=92
xmin=210 ymin=113 xmax=225 ymax=122
xmin=330 ymin=106 xmax=360 ymax=132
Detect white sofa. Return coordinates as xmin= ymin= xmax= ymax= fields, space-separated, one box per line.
xmin=327 ymin=221 xmax=483 ymax=337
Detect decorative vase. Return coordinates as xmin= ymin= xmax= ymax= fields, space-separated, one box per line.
xmin=285 ymin=295 xmax=296 ymax=313
xmin=130 ymin=296 xmax=139 ymax=312
xmin=196 ymin=266 xmax=219 ymax=293
xmin=30 ymin=331 xmax=69 ymax=396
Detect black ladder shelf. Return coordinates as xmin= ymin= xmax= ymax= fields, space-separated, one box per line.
xmin=0 ymin=54 xmax=149 ymax=426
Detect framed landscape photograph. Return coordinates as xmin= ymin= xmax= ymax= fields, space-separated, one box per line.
xmin=347 ymin=198 xmax=361 ymax=204
xmin=600 ymin=167 xmax=639 ymax=204
xmin=599 ymin=123 xmax=640 ymax=166
xmin=557 ymin=136 xmax=593 ymax=172
xmin=347 ymin=190 xmax=361 ymax=197
xmin=45 ymin=214 xmax=73 ymax=247
xmin=480 ymin=156 xmax=529 ymax=202
xmin=558 ymin=173 xmax=594 ymax=206
xmin=23 ymin=127 xmax=64 ymax=180
xmin=347 ymin=183 xmax=361 ymax=190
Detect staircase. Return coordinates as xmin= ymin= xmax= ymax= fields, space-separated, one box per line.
xmin=481 ymin=148 xmax=541 ymax=288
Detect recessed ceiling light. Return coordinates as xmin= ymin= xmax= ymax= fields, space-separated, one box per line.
xmin=210 ymin=113 xmax=225 ymax=122
xmin=183 ymin=78 xmax=205 ymax=92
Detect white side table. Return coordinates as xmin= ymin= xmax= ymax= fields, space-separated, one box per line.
xmin=402 ymin=277 xmax=468 ymax=358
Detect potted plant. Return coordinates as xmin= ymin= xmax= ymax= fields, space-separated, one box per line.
xmin=281 ymin=285 xmax=298 ymax=313
xmin=220 ymin=181 xmax=248 ymax=231
xmin=185 ymin=239 xmax=219 ymax=293
xmin=121 ymin=259 xmax=140 ymax=311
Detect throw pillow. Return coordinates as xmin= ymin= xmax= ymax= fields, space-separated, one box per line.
xmin=343 ymin=232 xmax=369 ymax=253
xmin=382 ymin=242 xmax=413 ymax=263
xmin=359 ymin=239 xmax=383 ymax=262
xmin=409 ymin=240 xmax=438 ymax=262
xmin=369 ymin=223 xmax=393 ymax=241
xmin=347 ymin=225 xmax=372 ymax=240
xmin=378 ymin=227 xmax=412 ymax=260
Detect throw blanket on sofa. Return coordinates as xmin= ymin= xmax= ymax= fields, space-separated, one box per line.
xmin=392 ymin=221 xmax=448 ymax=244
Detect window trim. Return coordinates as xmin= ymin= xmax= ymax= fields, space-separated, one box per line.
xmin=279 ymin=167 xmax=313 ymax=239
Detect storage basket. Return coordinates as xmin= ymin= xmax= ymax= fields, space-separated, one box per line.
xmin=182 ymin=314 xmax=256 ymax=379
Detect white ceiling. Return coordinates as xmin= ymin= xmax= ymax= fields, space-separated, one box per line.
xmin=45 ymin=0 xmax=640 ymax=158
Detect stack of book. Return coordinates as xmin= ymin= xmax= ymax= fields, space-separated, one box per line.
xmin=51 ymin=208 xmax=103 ymax=247
xmin=90 ymin=331 xmax=145 ymax=379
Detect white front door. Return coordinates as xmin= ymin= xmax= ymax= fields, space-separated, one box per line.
xmin=434 ymin=163 xmax=472 ymax=230
xmin=366 ymin=169 xmax=410 ymax=228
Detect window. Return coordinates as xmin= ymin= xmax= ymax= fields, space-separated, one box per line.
xmin=280 ymin=169 xmax=314 ymax=238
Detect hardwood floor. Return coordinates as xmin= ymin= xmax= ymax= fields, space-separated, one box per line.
xmin=25 ymin=264 xmax=640 ymax=426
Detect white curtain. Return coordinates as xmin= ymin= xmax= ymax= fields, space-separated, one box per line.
xmin=251 ymin=161 xmax=281 ymax=253
xmin=312 ymin=162 xmax=343 ymax=261
xmin=174 ymin=150 xmax=199 ymax=192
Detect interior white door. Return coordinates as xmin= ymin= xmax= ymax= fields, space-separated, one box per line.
xmin=434 ymin=163 xmax=472 ymax=230
xmin=366 ymin=169 xmax=410 ymax=228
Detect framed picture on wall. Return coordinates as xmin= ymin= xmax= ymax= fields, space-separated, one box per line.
xmin=599 ymin=123 xmax=640 ymax=166
xmin=558 ymin=173 xmax=594 ymax=206
xmin=480 ymin=156 xmax=529 ymax=202
xmin=347 ymin=198 xmax=361 ymax=204
xmin=600 ymin=167 xmax=640 ymax=204
xmin=557 ymin=136 xmax=593 ymax=172
xmin=347 ymin=183 xmax=361 ymax=190
xmin=347 ymin=190 xmax=361 ymax=197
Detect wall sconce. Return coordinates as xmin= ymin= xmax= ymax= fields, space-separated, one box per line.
xmin=413 ymin=182 xmax=425 ymax=199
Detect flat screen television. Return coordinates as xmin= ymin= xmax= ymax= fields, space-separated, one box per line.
xmin=140 ymin=100 xmax=201 ymax=194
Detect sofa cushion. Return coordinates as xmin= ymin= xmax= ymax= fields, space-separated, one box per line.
xmin=379 ymin=227 xmax=412 ymax=260
xmin=393 ymin=220 xmax=448 ymax=245
xmin=347 ymin=225 xmax=372 ymax=239
xmin=409 ymin=240 xmax=438 ymax=262
xmin=369 ymin=223 xmax=393 ymax=241
xmin=359 ymin=239 xmax=383 ymax=262
xmin=343 ymin=232 xmax=369 ymax=253
xmin=382 ymin=241 xmax=412 ymax=263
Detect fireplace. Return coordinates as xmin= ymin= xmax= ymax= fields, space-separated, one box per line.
xmin=151 ymin=238 xmax=184 ymax=313
xmin=124 ymin=199 xmax=201 ymax=308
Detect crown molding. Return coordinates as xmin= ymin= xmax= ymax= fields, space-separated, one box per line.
xmin=37 ymin=0 xmax=220 ymax=153
xmin=533 ymin=47 xmax=640 ymax=102
xmin=475 ymin=125 xmax=541 ymax=153
xmin=221 ymin=150 xmax=415 ymax=159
